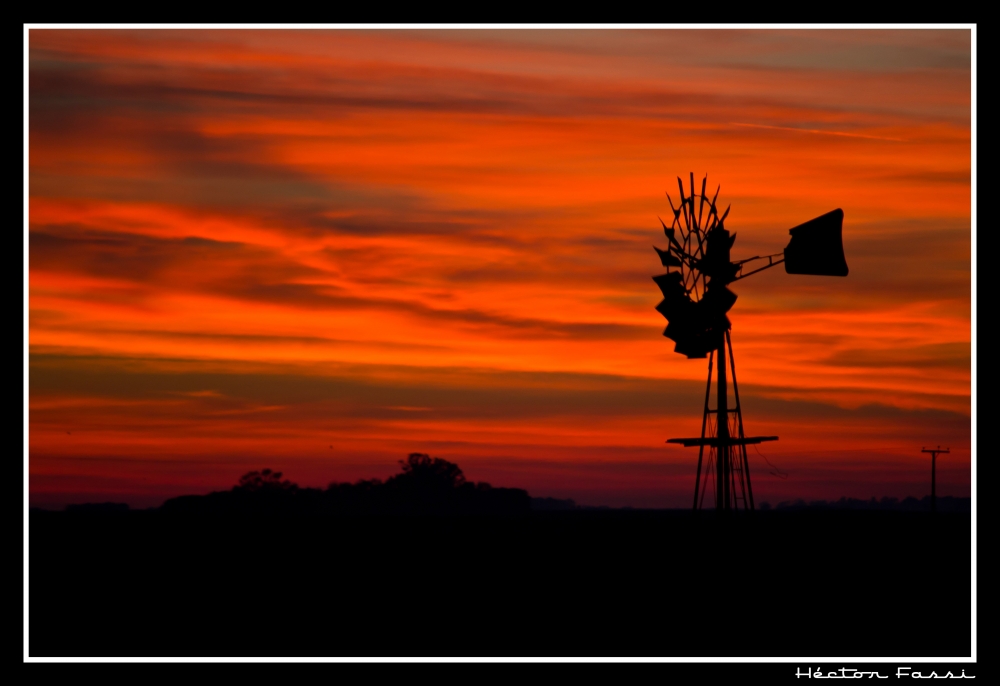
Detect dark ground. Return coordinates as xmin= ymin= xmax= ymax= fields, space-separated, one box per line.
xmin=28 ymin=509 xmax=972 ymax=658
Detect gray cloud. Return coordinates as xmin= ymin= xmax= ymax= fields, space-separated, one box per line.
xmin=824 ymin=342 xmax=970 ymax=370
xmin=30 ymin=351 xmax=970 ymax=428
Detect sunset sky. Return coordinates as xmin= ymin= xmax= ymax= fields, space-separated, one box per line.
xmin=27 ymin=28 xmax=973 ymax=509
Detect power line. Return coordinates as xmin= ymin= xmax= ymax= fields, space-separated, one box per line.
xmin=753 ymin=443 xmax=788 ymax=480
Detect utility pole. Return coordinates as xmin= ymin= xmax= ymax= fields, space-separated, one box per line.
xmin=921 ymin=446 xmax=950 ymax=513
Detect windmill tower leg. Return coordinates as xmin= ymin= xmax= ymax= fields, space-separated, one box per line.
xmin=716 ymin=338 xmax=730 ymax=511
xmin=693 ymin=351 xmax=714 ymax=511
xmin=727 ymin=331 xmax=754 ymax=511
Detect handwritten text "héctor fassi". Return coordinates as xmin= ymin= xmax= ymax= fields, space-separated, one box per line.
xmin=796 ymin=667 xmax=975 ymax=679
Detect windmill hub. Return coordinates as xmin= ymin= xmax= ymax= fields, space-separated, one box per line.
xmin=654 ymin=174 xmax=848 ymax=511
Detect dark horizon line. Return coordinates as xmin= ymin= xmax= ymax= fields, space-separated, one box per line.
xmin=31 ymin=494 xmax=973 ymax=514
xmin=28 ymin=457 xmax=973 ymax=515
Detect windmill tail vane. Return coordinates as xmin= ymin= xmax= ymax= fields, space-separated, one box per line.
xmin=653 ymin=173 xmax=848 ymax=512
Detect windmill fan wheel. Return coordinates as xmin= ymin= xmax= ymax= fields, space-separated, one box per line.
xmin=652 ymin=174 xmax=740 ymax=359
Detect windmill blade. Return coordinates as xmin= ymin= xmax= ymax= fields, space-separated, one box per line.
xmin=689 ymin=172 xmax=696 ymax=219
xmin=672 ymin=328 xmax=711 ymax=359
xmin=666 ymin=194 xmax=682 ymax=224
xmin=695 ymin=183 xmax=720 ymax=259
xmin=718 ymin=204 xmax=731 ymax=225
xmin=653 ymin=245 xmax=683 ymax=268
xmin=698 ymin=175 xmax=707 ymax=229
xmin=677 ymin=177 xmax=691 ymax=232
xmin=652 ymin=271 xmax=685 ymax=295
xmin=656 ymin=292 xmax=690 ymax=318
xmin=658 ymin=216 xmax=677 ymax=244
xmin=707 ymin=184 xmax=721 ymax=229
xmin=700 ymin=284 xmax=738 ymax=314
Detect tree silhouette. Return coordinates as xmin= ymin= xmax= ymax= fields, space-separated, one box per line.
xmin=391 ymin=453 xmax=466 ymax=489
xmin=161 ymin=456 xmax=529 ymax=515
xmin=236 ymin=469 xmax=296 ymax=492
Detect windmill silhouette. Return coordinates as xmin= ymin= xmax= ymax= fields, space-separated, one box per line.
xmin=653 ymin=174 xmax=848 ymax=511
